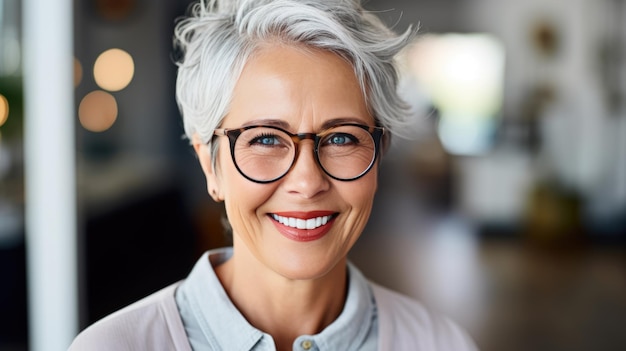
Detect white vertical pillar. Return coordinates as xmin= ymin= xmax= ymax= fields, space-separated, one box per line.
xmin=23 ymin=0 xmax=78 ymax=350
xmin=617 ymin=0 xmax=626 ymax=206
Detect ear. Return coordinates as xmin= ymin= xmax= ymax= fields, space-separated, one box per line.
xmin=192 ymin=133 xmax=224 ymax=202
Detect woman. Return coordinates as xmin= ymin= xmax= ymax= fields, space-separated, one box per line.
xmin=70 ymin=0 xmax=478 ymax=350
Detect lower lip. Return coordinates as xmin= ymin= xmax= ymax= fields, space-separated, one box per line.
xmin=270 ymin=216 xmax=336 ymax=242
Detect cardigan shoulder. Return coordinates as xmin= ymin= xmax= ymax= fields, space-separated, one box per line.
xmin=68 ymin=282 xmax=191 ymax=351
xmin=371 ymin=282 xmax=479 ymax=351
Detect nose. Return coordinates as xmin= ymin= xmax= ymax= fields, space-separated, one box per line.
xmin=282 ymin=140 xmax=330 ymax=198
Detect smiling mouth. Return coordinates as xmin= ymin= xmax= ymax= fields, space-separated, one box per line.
xmin=270 ymin=213 xmax=336 ymax=230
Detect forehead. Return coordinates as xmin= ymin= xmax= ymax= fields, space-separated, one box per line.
xmin=224 ymin=44 xmax=373 ymax=129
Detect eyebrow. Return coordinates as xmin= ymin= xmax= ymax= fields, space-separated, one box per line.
xmin=240 ymin=117 xmax=373 ymax=131
xmin=320 ymin=117 xmax=373 ymax=130
xmin=241 ymin=118 xmax=290 ymax=129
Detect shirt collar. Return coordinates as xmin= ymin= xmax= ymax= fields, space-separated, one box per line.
xmin=178 ymin=247 xmax=376 ymax=351
xmin=178 ymin=248 xmax=265 ymax=350
xmin=298 ymin=261 xmax=376 ymax=351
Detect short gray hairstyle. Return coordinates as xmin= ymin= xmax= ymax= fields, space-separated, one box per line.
xmin=173 ymin=0 xmax=416 ymax=160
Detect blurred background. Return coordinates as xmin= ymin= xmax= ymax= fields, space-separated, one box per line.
xmin=1 ymin=0 xmax=625 ymax=350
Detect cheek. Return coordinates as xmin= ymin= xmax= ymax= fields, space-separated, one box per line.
xmin=360 ymin=168 xmax=378 ymax=200
xmin=222 ymin=182 xmax=276 ymax=239
xmin=219 ymin=160 xmax=277 ymax=223
xmin=344 ymin=171 xmax=378 ymax=217
xmin=336 ymin=177 xmax=377 ymax=252
xmin=224 ymin=181 xmax=271 ymax=209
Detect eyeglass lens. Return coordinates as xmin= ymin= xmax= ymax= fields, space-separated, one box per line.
xmin=232 ymin=125 xmax=377 ymax=182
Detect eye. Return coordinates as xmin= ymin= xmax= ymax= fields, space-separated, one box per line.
xmin=249 ymin=133 xmax=281 ymax=146
xmin=324 ymin=133 xmax=357 ymax=146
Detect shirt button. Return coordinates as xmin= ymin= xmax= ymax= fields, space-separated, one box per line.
xmin=301 ymin=339 xmax=314 ymax=350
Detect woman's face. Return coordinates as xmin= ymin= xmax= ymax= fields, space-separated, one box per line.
xmin=197 ymin=44 xmax=378 ymax=280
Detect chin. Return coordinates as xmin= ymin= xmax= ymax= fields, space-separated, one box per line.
xmin=275 ymin=249 xmax=347 ymax=281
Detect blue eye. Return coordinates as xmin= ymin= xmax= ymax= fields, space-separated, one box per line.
xmin=250 ymin=133 xmax=280 ymax=146
xmin=331 ymin=135 xmax=346 ymax=144
xmin=325 ymin=133 xmax=357 ymax=146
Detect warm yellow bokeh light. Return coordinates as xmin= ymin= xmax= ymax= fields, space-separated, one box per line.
xmin=78 ymin=90 xmax=118 ymax=132
xmin=0 ymin=94 xmax=8 ymax=127
xmin=74 ymin=57 xmax=83 ymax=87
xmin=93 ymin=48 xmax=134 ymax=92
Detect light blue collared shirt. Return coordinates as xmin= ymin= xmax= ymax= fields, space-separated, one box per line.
xmin=175 ymin=247 xmax=378 ymax=351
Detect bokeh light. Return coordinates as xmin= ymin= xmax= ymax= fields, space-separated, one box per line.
xmin=74 ymin=57 xmax=83 ymax=87
xmin=93 ymin=48 xmax=134 ymax=92
xmin=0 ymin=94 xmax=9 ymax=127
xmin=78 ymin=90 xmax=118 ymax=132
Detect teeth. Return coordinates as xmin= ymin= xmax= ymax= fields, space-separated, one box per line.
xmin=272 ymin=214 xmax=334 ymax=230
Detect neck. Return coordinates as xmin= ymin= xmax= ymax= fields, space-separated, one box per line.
xmin=215 ymin=244 xmax=348 ymax=351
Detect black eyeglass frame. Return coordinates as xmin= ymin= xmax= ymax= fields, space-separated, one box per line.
xmin=212 ymin=123 xmax=385 ymax=183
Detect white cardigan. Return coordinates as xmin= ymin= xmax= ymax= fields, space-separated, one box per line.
xmin=69 ymin=280 xmax=478 ymax=350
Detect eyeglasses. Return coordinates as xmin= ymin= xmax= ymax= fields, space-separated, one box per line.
xmin=212 ymin=123 xmax=385 ymax=183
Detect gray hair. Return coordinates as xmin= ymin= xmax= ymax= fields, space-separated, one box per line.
xmin=173 ymin=0 xmax=416 ymax=162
